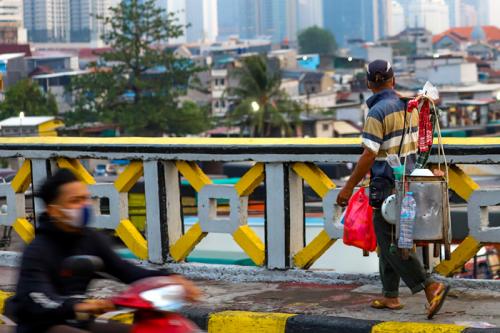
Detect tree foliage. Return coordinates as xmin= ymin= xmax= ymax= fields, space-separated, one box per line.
xmin=227 ymin=55 xmax=301 ymax=137
xmin=392 ymin=40 xmax=416 ymax=57
xmin=0 ymin=79 xmax=58 ymax=119
xmin=67 ymin=0 xmax=209 ymax=136
xmin=298 ymin=26 xmax=337 ymax=55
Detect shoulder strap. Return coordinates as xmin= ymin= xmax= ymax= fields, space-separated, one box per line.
xmin=398 ymin=98 xmax=409 ymax=158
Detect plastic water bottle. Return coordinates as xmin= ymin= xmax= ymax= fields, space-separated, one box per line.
xmin=398 ymin=192 xmax=416 ymax=249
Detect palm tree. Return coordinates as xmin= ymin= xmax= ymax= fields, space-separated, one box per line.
xmin=227 ymin=55 xmax=301 ymax=137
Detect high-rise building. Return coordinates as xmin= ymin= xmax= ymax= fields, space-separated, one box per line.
xmin=323 ymin=0 xmax=379 ymax=46
xmin=461 ymin=4 xmax=477 ymax=26
xmin=408 ymin=0 xmax=449 ymax=34
xmin=185 ymin=0 xmax=218 ymax=42
xmin=167 ymin=0 xmax=218 ymax=43
xmin=165 ymin=0 xmax=187 ymax=44
xmin=255 ymin=0 xmax=297 ymax=44
xmin=24 ymin=0 xmax=71 ymax=43
xmin=389 ymin=0 xmax=405 ymax=36
xmin=377 ymin=0 xmax=392 ymax=39
xmin=477 ymin=0 xmax=500 ymax=27
xmin=217 ymin=0 xmax=240 ymax=38
xmin=69 ymin=0 xmax=119 ymax=44
xmin=0 ymin=0 xmax=26 ymax=43
xmin=297 ymin=0 xmax=323 ymax=31
xmin=217 ymin=0 xmax=258 ymax=39
xmin=445 ymin=0 xmax=462 ymax=27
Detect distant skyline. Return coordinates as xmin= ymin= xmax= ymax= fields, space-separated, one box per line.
xmin=17 ymin=0 xmax=500 ymax=46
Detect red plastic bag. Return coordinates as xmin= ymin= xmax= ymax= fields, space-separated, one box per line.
xmin=342 ymin=187 xmax=376 ymax=252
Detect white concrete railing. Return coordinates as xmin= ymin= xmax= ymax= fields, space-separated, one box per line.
xmin=0 ymin=137 xmax=499 ymax=277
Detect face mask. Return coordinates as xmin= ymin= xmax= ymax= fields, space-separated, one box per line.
xmin=59 ymin=205 xmax=93 ymax=228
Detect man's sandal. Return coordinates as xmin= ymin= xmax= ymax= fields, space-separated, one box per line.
xmin=371 ymin=299 xmax=404 ymax=310
xmin=427 ymin=284 xmax=450 ymax=319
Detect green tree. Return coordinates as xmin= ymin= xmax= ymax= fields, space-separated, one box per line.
xmin=298 ymin=26 xmax=337 ymax=55
xmin=0 ymin=79 xmax=58 ymax=119
xmin=67 ymin=0 xmax=209 ymax=136
xmin=392 ymin=40 xmax=416 ymax=57
xmin=228 ymin=55 xmax=301 ymax=137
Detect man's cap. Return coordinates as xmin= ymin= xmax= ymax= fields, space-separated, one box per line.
xmin=366 ymin=59 xmax=394 ymax=83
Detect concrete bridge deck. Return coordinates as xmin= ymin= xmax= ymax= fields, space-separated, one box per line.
xmin=0 ymin=264 xmax=499 ymax=330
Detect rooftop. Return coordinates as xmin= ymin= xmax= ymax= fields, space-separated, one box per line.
xmin=31 ymin=70 xmax=88 ymax=80
xmin=0 ymin=44 xmax=31 ymax=57
xmin=0 ymin=52 xmax=25 ymax=61
xmin=0 ymin=116 xmax=57 ymax=127
xmin=433 ymin=25 xmax=500 ymax=44
xmin=439 ymin=83 xmax=500 ymax=93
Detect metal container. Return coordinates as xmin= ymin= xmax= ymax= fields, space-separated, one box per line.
xmin=395 ymin=176 xmax=452 ymax=258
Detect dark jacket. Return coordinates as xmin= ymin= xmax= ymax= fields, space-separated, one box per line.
xmin=9 ymin=213 xmax=171 ymax=333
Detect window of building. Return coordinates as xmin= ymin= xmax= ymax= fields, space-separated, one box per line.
xmin=322 ymin=123 xmax=329 ymax=131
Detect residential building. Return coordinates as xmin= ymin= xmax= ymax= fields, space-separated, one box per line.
xmin=404 ymin=28 xmax=433 ymax=55
xmin=0 ymin=116 xmax=64 ymax=136
xmin=32 ymin=71 xmax=87 ymax=112
xmin=24 ymin=0 xmax=70 ymax=42
xmin=440 ymin=99 xmax=500 ymax=127
xmin=175 ymin=38 xmax=272 ymax=60
xmin=407 ymin=0 xmax=449 ymax=35
xmin=269 ymin=49 xmax=298 ymax=71
xmin=301 ymin=117 xmax=360 ymax=138
xmin=439 ymin=83 xmax=500 ymax=101
xmin=323 ymin=0 xmax=379 ymax=46
xmin=0 ymin=52 xmax=27 ymax=91
xmin=0 ymin=0 xmax=27 ymax=43
xmin=415 ymin=55 xmax=478 ymax=85
xmin=26 ymin=51 xmax=79 ymax=74
xmin=349 ymin=41 xmax=393 ymax=63
xmin=297 ymin=0 xmax=323 ymax=31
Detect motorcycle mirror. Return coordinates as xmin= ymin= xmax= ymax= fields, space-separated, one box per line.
xmin=61 ymin=255 xmax=104 ymax=277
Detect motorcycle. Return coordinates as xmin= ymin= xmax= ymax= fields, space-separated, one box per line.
xmin=1 ymin=256 xmax=202 ymax=333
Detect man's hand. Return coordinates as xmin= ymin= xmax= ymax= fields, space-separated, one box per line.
xmin=432 ymin=169 xmax=445 ymax=177
xmin=337 ymin=185 xmax=354 ymax=207
xmin=168 ymin=275 xmax=202 ymax=302
xmin=74 ymin=299 xmax=115 ymax=314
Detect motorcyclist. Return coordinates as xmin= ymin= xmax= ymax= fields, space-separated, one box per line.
xmin=8 ymin=168 xmax=200 ymax=333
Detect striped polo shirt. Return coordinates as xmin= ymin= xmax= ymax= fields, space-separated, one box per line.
xmin=362 ymin=89 xmax=419 ymax=180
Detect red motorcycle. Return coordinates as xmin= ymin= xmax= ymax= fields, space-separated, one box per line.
xmin=1 ymin=256 xmax=203 ymax=333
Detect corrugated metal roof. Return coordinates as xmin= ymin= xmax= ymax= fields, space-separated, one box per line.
xmin=0 ymin=116 xmax=56 ymax=127
xmin=0 ymin=53 xmax=25 ymax=61
xmin=332 ymin=121 xmax=360 ymax=135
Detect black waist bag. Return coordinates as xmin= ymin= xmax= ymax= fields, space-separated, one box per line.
xmin=369 ymin=177 xmax=395 ymax=208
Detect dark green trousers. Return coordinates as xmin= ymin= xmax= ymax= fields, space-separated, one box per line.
xmin=373 ymin=209 xmax=433 ymax=297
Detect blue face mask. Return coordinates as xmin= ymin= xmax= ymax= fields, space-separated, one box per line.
xmin=60 ymin=205 xmax=93 ymax=228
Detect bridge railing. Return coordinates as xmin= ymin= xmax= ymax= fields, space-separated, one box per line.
xmin=0 ymin=137 xmax=499 ymax=276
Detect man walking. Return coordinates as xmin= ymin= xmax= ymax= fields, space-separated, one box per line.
xmin=336 ymin=59 xmax=449 ymax=319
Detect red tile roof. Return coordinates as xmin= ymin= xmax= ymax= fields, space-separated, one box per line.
xmin=433 ymin=26 xmax=500 ymax=44
xmin=0 ymin=44 xmax=32 ymax=56
xmin=78 ymin=47 xmax=112 ymax=59
xmin=29 ymin=66 xmax=54 ymax=77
